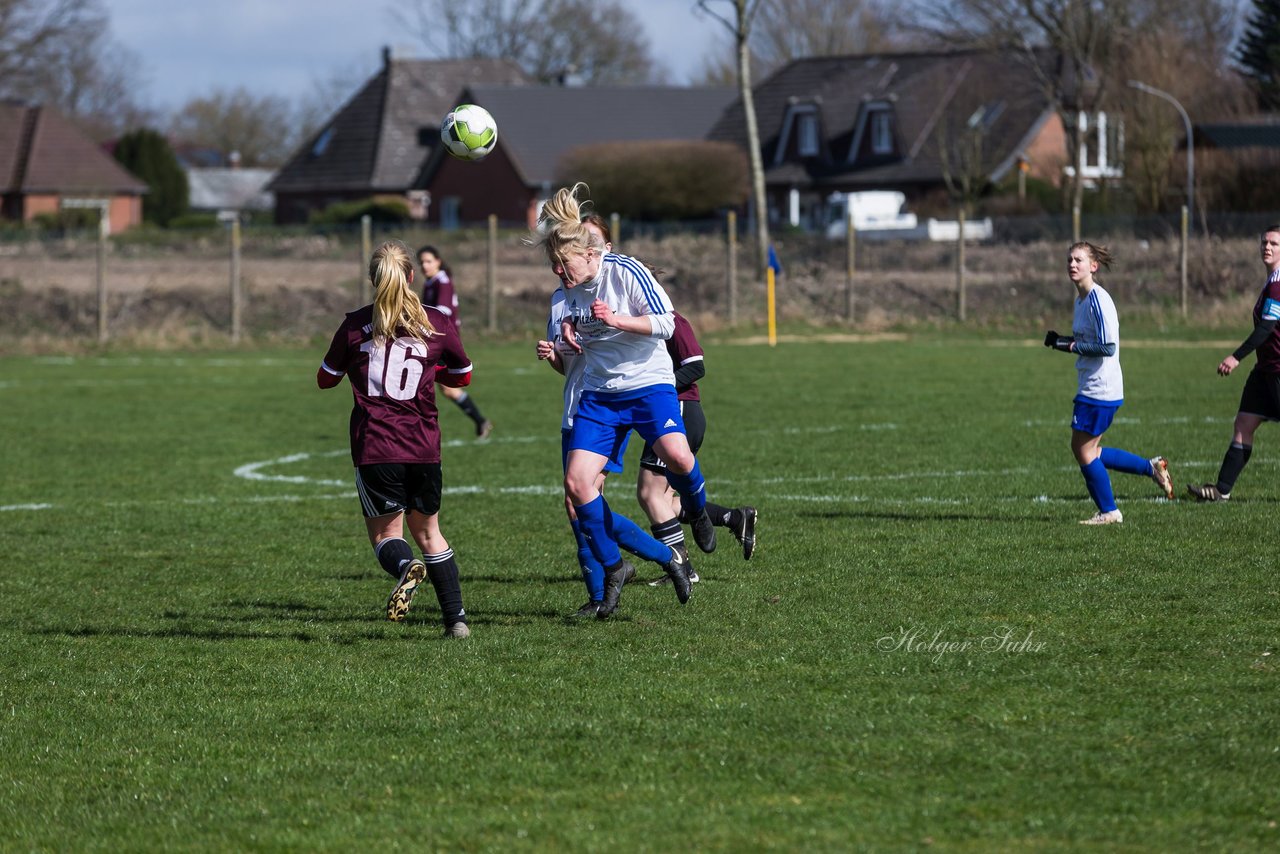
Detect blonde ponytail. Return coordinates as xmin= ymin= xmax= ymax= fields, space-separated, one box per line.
xmin=370 ymin=240 xmax=435 ymax=344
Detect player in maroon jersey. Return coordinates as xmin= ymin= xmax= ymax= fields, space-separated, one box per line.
xmin=417 ymin=245 xmax=494 ymax=440
xmin=1189 ymin=225 xmax=1280 ymax=501
xmin=318 ymin=240 xmax=472 ymax=636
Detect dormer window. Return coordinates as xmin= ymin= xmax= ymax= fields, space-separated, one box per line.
xmin=798 ymin=113 xmax=819 ymax=156
xmin=311 ymin=126 xmax=335 ymax=158
xmin=871 ymin=111 xmax=892 ymax=154
xmin=774 ymin=103 xmax=822 ymax=165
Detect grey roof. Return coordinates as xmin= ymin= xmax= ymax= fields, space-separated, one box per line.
xmin=707 ymin=48 xmax=1054 ymax=189
xmin=1194 ymin=119 xmax=1280 ymax=149
xmin=186 ymin=167 xmax=276 ymax=211
xmin=441 ymin=84 xmax=737 ymax=185
xmin=269 ymin=56 xmax=531 ymax=194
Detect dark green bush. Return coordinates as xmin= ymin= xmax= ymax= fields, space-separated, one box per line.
xmin=556 ymin=140 xmax=749 ymax=220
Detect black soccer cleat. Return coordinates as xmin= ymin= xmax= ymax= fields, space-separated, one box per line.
xmin=662 ymin=547 xmax=693 ymax=605
xmin=690 ymin=509 xmax=717 ymax=554
xmin=597 ymin=561 xmax=635 ymax=620
xmin=572 ymin=600 xmax=603 ymax=618
xmin=733 ymin=506 xmax=757 ymax=560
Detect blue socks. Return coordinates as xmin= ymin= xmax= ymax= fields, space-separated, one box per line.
xmin=573 ymin=495 xmax=623 ymax=568
xmin=611 ymin=512 xmax=673 ymax=564
xmin=1099 ymin=447 xmax=1153 ymax=477
xmin=570 ymin=519 xmax=604 ymax=601
xmin=665 ymin=459 xmax=707 ymax=517
xmin=1080 ymin=458 xmax=1118 ymax=513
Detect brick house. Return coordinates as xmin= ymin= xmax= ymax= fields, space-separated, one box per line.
xmin=415 ymin=83 xmax=736 ymax=228
xmin=0 ymin=101 xmax=146 ymax=233
xmin=268 ymin=51 xmax=532 ymax=224
xmin=707 ymin=49 xmax=1119 ymax=230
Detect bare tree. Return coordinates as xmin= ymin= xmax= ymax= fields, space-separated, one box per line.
xmin=169 ymin=88 xmax=300 ymax=168
xmin=901 ymin=0 xmax=1135 ymax=216
xmin=753 ymin=0 xmax=896 ymax=70
xmin=400 ymin=0 xmax=654 ymax=83
xmin=0 ymin=0 xmax=152 ymax=138
xmin=697 ymin=0 xmax=770 ymax=274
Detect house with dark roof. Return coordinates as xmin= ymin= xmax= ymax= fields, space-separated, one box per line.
xmin=0 ymin=101 xmax=147 ymax=233
xmin=268 ymin=50 xmax=532 ymax=224
xmin=706 ymin=49 xmax=1092 ymax=231
xmin=415 ymin=84 xmax=736 ymax=228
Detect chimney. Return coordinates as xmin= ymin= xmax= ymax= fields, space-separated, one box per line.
xmin=382 ymin=45 xmax=392 ymax=68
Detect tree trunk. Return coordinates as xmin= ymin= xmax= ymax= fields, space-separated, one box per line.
xmin=737 ymin=13 xmax=770 ymax=275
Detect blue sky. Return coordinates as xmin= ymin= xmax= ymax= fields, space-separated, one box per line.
xmin=104 ymin=0 xmax=726 ymax=111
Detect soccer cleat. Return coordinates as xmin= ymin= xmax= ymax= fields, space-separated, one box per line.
xmin=596 ymin=561 xmax=636 ymax=619
xmin=444 ymin=622 xmax=470 ymax=639
xmin=386 ymin=558 xmax=427 ymax=621
xmin=649 ymin=549 xmax=701 ymax=586
xmin=1079 ymin=509 xmax=1124 ymax=525
xmin=690 ymin=509 xmax=717 ymax=554
xmin=572 ymin=600 xmax=603 ymax=618
xmin=1149 ymin=456 xmax=1174 ymax=500
xmin=1187 ymin=482 xmax=1230 ymax=502
xmin=660 ymin=546 xmax=693 ymax=605
xmin=477 ymin=420 xmax=494 ymax=440
xmin=732 ymin=506 xmax=758 ymax=560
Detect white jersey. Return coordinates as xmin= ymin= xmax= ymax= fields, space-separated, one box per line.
xmin=560 ymin=252 xmax=676 ymax=394
xmin=546 ymin=287 xmax=587 ymax=429
xmin=1073 ymin=284 xmax=1123 ymax=403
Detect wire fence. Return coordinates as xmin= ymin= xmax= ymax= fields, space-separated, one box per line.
xmin=1 ymin=210 xmax=1274 ymax=346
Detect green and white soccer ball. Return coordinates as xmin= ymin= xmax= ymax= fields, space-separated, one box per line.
xmin=440 ymin=104 xmax=497 ymax=161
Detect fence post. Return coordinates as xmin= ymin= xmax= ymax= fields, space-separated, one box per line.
xmin=96 ymin=208 xmax=108 ymax=344
xmin=1180 ymin=204 xmax=1189 ymax=320
xmin=956 ymin=208 xmax=967 ymax=322
xmin=846 ymin=208 xmax=856 ymax=323
xmin=487 ymin=214 xmax=498 ymax=332
xmin=727 ymin=210 xmax=738 ymax=325
xmin=610 ymin=212 xmax=621 ymax=246
xmin=230 ymin=216 xmax=242 ymax=344
xmin=360 ymin=215 xmax=372 ymax=305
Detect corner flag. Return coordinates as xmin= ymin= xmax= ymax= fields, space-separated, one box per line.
xmin=767 ymin=244 xmax=783 ymax=274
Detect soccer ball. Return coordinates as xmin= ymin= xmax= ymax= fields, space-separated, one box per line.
xmin=440 ymin=104 xmax=497 ymax=161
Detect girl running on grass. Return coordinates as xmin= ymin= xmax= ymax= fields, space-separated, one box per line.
xmin=1043 ymin=241 xmax=1175 ymax=524
xmin=317 ymin=239 xmax=472 ymax=635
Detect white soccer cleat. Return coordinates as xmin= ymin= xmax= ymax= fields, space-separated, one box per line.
xmin=1079 ymin=509 xmax=1124 ymax=525
xmin=1149 ymin=456 xmax=1174 ymax=500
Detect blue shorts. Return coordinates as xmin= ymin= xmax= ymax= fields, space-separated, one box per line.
xmin=562 ymin=428 xmax=627 ymax=474
xmin=1072 ymin=397 xmax=1122 ymax=437
xmin=570 ymin=384 xmax=686 ymax=458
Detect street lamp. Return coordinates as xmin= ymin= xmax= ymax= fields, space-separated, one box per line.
xmin=1128 ymin=79 xmax=1194 ymax=228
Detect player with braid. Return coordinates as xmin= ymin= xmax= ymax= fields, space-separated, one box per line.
xmin=1189 ymin=225 xmax=1280 ymax=501
xmin=318 ymin=240 xmax=472 ymax=636
xmin=1043 ymin=241 xmax=1175 ymax=525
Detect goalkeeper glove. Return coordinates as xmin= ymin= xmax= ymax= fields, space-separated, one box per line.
xmin=1044 ymin=331 xmax=1074 ymax=352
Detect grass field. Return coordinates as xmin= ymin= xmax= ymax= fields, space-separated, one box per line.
xmin=2 ymin=329 xmax=1278 ymax=851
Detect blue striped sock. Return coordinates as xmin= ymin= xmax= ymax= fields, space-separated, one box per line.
xmin=571 ymin=519 xmax=604 ymax=601
xmin=1100 ymin=447 xmax=1153 ymax=477
xmin=573 ymin=495 xmax=622 ymax=568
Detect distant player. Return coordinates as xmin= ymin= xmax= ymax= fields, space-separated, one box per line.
xmin=1043 ymin=241 xmax=1174 ymax=524
xmin=318 ymin=240 xmax=471 ymax=636
xmin=418 ymin=245 xmax=494 ymax=440
xmin=1188 ymin=225 xmax=1280 ymax=501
